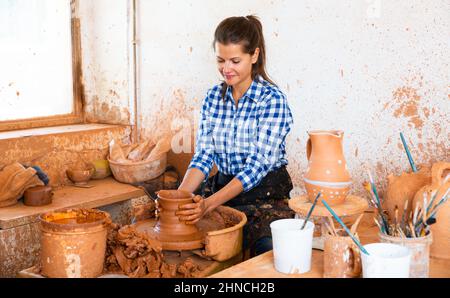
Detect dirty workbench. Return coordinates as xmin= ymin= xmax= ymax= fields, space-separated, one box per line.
xmin=18 ymin=250 xmax=243 ymax=278
xmin=0 ymin=177 xmax=145 ymax=277
xmin=210 ymin=212 xmax=450 ymax=278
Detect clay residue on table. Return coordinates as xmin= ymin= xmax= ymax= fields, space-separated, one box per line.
xmin=105 ymin=221 xmax=202 ymax=278
xmin=197 ymin=207 xmax=241 ymax=233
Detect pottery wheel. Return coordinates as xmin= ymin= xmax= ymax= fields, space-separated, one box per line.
xmin=289 ymin=194 xmax=368 ymax=218
xmin=289 ymin=195 xmax=368 ymax=250
xmin=133 ymin=219 xmax=205 ymax=251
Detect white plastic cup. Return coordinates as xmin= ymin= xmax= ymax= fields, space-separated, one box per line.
xmin=361 ymin=243 xmax=411 ymax=278
xmin=270 ymin=218 xmax=315 ymax=274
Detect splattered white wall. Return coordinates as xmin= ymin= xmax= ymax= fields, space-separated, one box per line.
xmin=79 ymin=0 xmax=449 ymax=196
xmin=78 ymin=0 xmax=131 ymax=125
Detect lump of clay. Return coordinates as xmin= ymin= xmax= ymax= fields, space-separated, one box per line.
xmin=108 ymin=138 xmax=171 ymax=164
xmin=127 ymin=140 xmax=155 ymax=161
xmin=105 ymin=223 xmax=164 ymax=277
xmin=108 ymin=139 xmax=128 ymax=163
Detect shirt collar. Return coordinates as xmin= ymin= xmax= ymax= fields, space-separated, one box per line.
xmin=225 ymin=76 xmax=264 ymax=103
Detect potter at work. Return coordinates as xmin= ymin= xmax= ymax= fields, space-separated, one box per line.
xmin=0 ymin=0 xmax=449 ymax=283
xmin=176 ymin=15 xmax=295 ymax=258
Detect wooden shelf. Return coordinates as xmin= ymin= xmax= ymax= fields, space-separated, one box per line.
xmin=0 ymin=177 xmax=144 ymax=230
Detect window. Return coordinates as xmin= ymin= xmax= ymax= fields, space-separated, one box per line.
xmin=0 ymin=0 xmax=82 ymax=131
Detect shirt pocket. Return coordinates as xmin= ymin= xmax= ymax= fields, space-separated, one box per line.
xmin=235 ymin=116 xmax=257 ymax=154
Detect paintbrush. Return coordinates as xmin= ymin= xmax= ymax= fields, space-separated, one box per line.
xmin=409 ymin=222 xmax=417 ymax=238
xmin=394 ymin=207 xmax=399 ymax=232
xmin=400 ymin=199 xmax=408 ymax=231
xmin=324 ymin=221 xmax=335 ymax=236
xmin=413 ymin=204 xmax=419 ymax=226
xmin=322 ymin=199 xmax=370 ymax=255
xmin=350 ymin=214 xmax=364 ymax=235
xmin=301 ymin=192 xmax=321 ymax=230
xmin=373 ymin=217 xmax=383 ymax=232
xmin=366 ymin=169 xmax=389 ymax=232
xmin=328 ymin=216 xmax=338 ymax=236
xmin=400 ymin=132 xmax=418 ymax=172
xmin=363 ymin=181 xmax=378 ymax=207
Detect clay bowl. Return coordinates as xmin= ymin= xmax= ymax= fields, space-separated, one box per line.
xmin=24 ymin=185 xmax=53 ymax=206
xmin=66 ymin=166 xmax=95 ymax=185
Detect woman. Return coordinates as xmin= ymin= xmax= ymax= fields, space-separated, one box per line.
xmin=176 ymin=15 xmax=295 ymax=258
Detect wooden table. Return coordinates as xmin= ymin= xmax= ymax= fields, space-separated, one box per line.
xmin=211 ymin=212 xmax=450 ymax=278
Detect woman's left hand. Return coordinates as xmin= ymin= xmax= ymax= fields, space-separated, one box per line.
xmin=176 ymin=195 xmax=207 ymax=224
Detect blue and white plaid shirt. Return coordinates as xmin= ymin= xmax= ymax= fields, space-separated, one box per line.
xmin=188 ymin=76 xmax=293 ymax=192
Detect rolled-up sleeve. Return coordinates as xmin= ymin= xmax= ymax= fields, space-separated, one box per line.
xmin=187 ymin=91 xmax=215 ymax=178
xmin=235 ymin=93 xmax=293 ymax=192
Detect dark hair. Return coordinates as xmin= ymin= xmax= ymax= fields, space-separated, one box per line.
xmin=213 ymin=15 xmax=275 ymax=99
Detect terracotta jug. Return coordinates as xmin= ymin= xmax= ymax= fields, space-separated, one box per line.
xmin=304 ymin=130 xmax=351 ymax=205
xmin=412 ymin=162 xmax=449 ymax=259
xmin=384 ymin=165 xmax=431 ymax=221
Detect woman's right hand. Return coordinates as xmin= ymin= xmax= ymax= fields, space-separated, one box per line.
xmin=176 ymin=195 xmax=208 ymax=225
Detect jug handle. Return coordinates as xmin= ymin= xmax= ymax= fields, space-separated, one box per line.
xmin=431 ymin=162 xmax=450 ymax=185
xmin=306 ymin=138 xmax=312 ymax=161
xmin=350 ymin=243 xmax=362 ymax=277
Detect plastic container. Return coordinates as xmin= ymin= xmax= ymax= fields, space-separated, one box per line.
xmin=379 ymin=231 xmax=432 ymax=278
xmin=108 ymin=152 xmax=167 ymax=184
xmin=270 ymin=218 xmax=315 ymax=274
xmin=361 ymin=243 xmax=411 ymax=278
xmin=39 ymin=208 xmax=108 ymax=278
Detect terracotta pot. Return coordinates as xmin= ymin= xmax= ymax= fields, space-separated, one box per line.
xmin=384 ymin=165 xmax=431 ymax=221
xmin=24 ymin=185 xmax=53 ymax=206
xmin=304 ymin=130 xmax=352 ymax=205
xmin=66 ymin=165 xmax=95 ymax=185
xmin=153 ymin=190 xmax=203 ymax=250
xmin=412 ymin=162 xmax=449 ymax=259
xmin=39 ymin=208 xmax=108 ymax=278
xmin=323 ymin=232 xmax=361 ymax=278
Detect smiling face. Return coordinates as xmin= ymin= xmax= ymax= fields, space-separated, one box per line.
xmin=215 ymin=42 xmax=259 ymax=88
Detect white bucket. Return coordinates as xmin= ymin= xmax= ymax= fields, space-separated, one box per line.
xmin=270 ymin=218 xmax=315 ymax=274
xmin=361 ymin=243 xmax=411 ymax=278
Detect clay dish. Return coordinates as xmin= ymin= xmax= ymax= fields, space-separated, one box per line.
xmin=24 ymin=185 xmax=53 ymax=206
xmin=66 ymin=165 xmax=95 ymax=185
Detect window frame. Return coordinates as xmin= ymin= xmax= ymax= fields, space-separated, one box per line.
xmin=0 ymin=1 xmax=84 ymax=132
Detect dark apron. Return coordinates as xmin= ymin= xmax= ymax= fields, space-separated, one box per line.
xmin=198 ymin=166 xmax=295 ymax=257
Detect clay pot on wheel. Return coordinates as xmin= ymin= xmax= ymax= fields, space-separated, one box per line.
xmin=384 ymin=165 xmax=431 ymax=221
xmin=412 ymin=162 xmax=450 ymax=259
xmin=304 ymin=130 xmax=352 ymax=205
xmin=153 ymin=190 xmax=204 ymax=250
